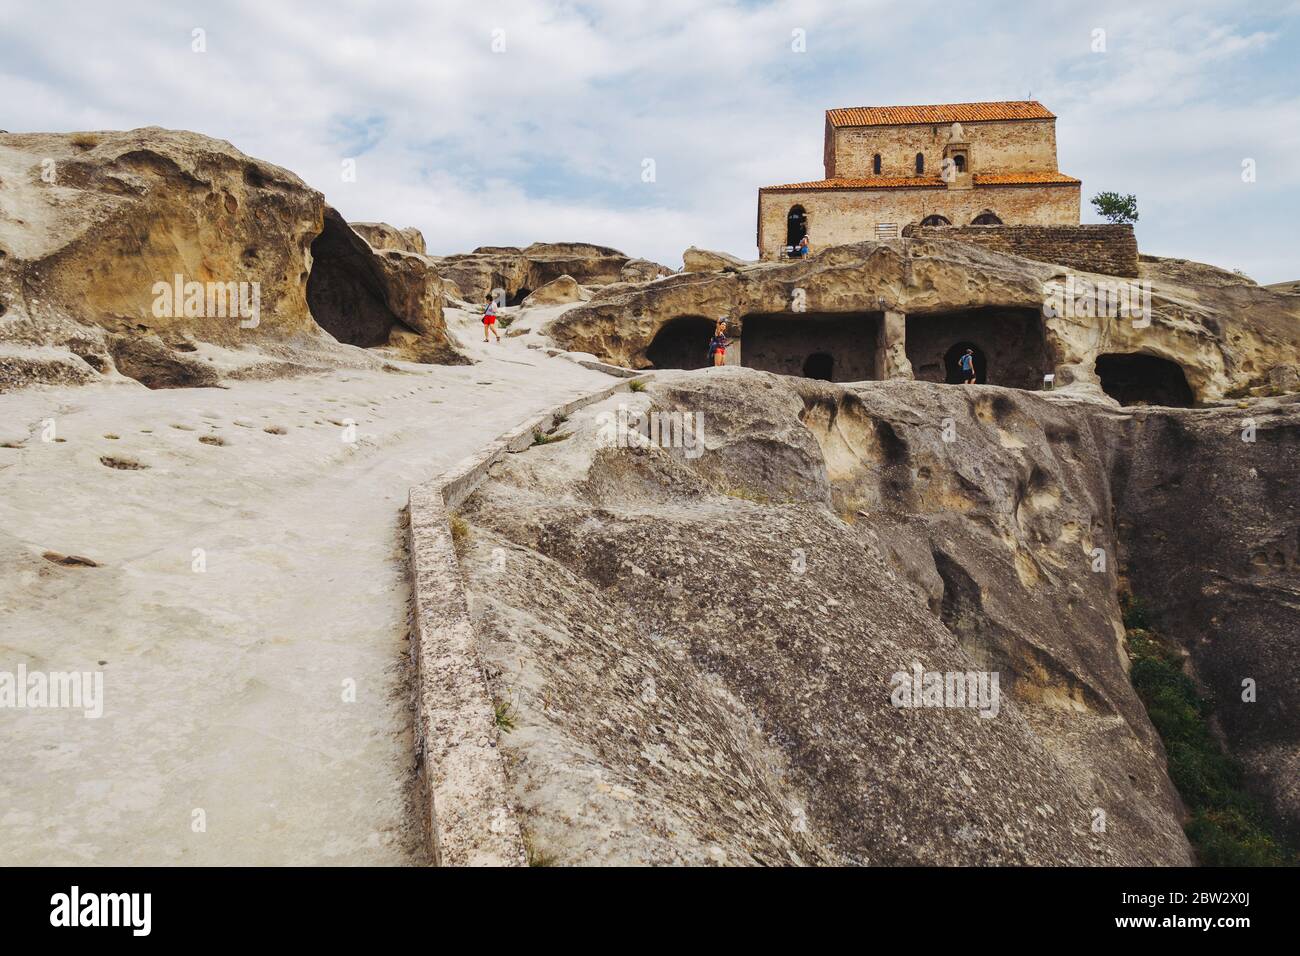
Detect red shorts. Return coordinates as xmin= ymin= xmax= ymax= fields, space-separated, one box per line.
xmin=483 ymin=315 xmax=496 ymax=325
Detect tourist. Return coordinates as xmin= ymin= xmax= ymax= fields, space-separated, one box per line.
xmin=798 ymin=235 xmax=811 ymax=257
xmin=482 ymin=295 xmax=501 ymax=343
xmin=708 ymin=321 xmax=730 ymax=368
xmin=959 ymin=348 xmax=976 ymax=384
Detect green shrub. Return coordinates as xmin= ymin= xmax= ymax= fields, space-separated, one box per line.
xmin=1124 ymin=612 xmax=1295 ymax=866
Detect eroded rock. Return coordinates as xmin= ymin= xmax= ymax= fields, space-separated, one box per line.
xmin=0 ymin=127 xmax=464 ymax=390
xmin=452 ymin=369 xmax=1212 ymax=865
xmin=521 ymin=274 xmax=590 ymax=307
xmin=545 ymin=239 xmax=1300 ymax=405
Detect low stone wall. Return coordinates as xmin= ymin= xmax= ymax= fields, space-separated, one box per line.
xmin=406 ymin=371 xmax=653 ymax=865
xmin=903 ymin=223 xmax=1138 ymax=276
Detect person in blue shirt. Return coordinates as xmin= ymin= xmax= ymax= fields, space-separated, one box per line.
xmin=959 ymin=348 xmax=976 ymax=384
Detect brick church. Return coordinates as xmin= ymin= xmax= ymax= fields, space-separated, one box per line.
xmin=757 ymin=101 xmax=1080 ymax=259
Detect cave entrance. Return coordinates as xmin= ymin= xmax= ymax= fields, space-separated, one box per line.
xmin=905 ymin=307 xmax=1046 ymax=390
xmin=646 ymin=315 xmax=716 ymax=369
xmin=803 ymin=352 xmax=834 ymax=380
xmin=507 ymin=287 xmax=532 ymax=306
xmin=740 ymin=312 xmax=881 ymax=382
xmin=944 ymin=341 xmax=987 ymax=384
xmin=1096 ymin=353 xmax=1195 ymax=407
xmin=306 ymin=209 xmax=410 ymax=347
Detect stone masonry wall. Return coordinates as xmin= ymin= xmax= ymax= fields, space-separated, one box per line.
xmin=758 ymin=184 xmax=1080 ymax=258
xmin=902 ymin=223 xmax=1139 ymax=277
xmin=829 ymin=119 xmax=1059 ymax=179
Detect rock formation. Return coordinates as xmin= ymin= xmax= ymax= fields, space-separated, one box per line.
xmin=429 ymin=242 xmax=671 ymax=305
xmin=1107 ymin=397 xmax=1300 ymax=841
xmin=520 ymin=274 xmax=591 ymax=307
xmin=545 ymin=239 xmax=1300 ymax=405
xmin=349 ymin=221 xmax=427 ymax=255
xmin=454 ymin=370 xmax=1277 ymax=864
xmin=0 ymin=128 xmax=464 ymax=390
xmin=682 ymin=246 xmax=752 ymax=273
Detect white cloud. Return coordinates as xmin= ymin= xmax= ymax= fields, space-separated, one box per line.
xmin=0 ymin=0 xmax=1296 ymax=280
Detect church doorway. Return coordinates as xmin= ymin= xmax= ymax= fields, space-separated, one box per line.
xmin=786 ymin=205 xmax=808 ymax=249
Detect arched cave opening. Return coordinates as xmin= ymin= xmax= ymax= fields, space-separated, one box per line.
xmin=646 ymin=315 xmax=717 ymax=370
xmin=803 ymin=352 xmax=834 ymax=380
xmin=306 ymin=208 xmax=411 ymax=347
xmin=944 ymin=341 xmax=987 ymax=384
xmin=905 ymin=308 xmax=1046 ymax=390
xmin=1096 ymin=353 xmax=1195 ymax=407
xmin=740 ymin=312 xmax=881 ymax=382
xmin=507 ymin=287 xmax=532 ymax=306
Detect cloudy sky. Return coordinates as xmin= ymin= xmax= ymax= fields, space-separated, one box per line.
xmin=3 ymin=0 xmax=1297 ymax=281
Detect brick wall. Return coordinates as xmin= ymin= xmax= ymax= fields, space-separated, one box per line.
xmin=830 ymin=118 xmax=1059 ymax=179
xmin=902 ymin=223 xmax=1138 ymax=276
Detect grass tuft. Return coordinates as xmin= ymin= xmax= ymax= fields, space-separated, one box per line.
xmin=448 ymin=513 xmax=469 ymax=546
xmin=493 ymin=699 xmax=516 ymax=734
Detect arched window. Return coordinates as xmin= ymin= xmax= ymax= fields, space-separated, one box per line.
xmin=915 ymin=153 xmax=925 ymax=174
xmin=872 ymin=153 xmax=882 ymax=175
xmin=920 ymin=215 xmax=951 ymax=227
xmin=953 ymin=154 xmax=966 ymax=172
xmin=786 ymin=205 xmax=808 ymax=250
xmin=971 ymin=211 xmax=1003 ymax=225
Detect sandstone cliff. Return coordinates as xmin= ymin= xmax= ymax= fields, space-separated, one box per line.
xmin=429 ymin=242 xmax=672 ymax=305
xmin=443 ymin=369 xmax=1299 ymax=864
xmin=545 ymin=239 xmax=1300 ymax=405
xmin=0 ymin=128 xmax=464 ymax=390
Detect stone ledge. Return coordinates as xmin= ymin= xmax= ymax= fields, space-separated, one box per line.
xmin=903 ymin=223 xmax=1139 ymax=277
xmin=406 ymin=372 xmax=653 ymax=865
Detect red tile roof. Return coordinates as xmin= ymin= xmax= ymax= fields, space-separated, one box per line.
xmin=760 ymin=171 xmax=1078 ymax=191
xmin=974 ymin=171 xmax=1079 ymax=186
xmin=826 ymin=101 xmax=1055 ymax=128
xmin=761 ymin=176 xmax=944 ymax=191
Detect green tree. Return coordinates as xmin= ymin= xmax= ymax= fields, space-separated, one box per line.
xmin=1091 ymin=191 xmax=1139 ymax=224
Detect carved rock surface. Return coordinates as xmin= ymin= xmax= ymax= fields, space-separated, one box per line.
xmin=545 ymin=239 xmax=1300 ymax=404
xmin=451 ymin=369 xmax=1247 ymax=865
xmin=0 ymin=128 xmax=463 ymax=390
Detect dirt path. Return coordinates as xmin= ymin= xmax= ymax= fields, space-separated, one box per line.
xmin=0 ymin=325 xmax=611 ymax=864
